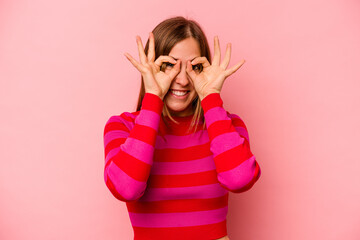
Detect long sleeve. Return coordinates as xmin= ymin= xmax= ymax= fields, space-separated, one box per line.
xmin=103 ymin=93 xmax=163 ymax=202
xmin=201 ymin=92 xmax=261 ymax=193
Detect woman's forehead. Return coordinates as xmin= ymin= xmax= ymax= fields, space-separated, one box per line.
xmin=168 ymin=55 xmax=198 ymax=62
xmin=168 ymin=37 xmax=201 ymax=58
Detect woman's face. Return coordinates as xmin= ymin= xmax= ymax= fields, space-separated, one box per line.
xmin=163 ymin=37 xmax=201 ymax=117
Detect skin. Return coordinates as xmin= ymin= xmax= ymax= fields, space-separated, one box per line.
xmin=124 ymin=32 xmax=245 ymax=240
xmin=124 ymin=33 xmax=181 ymax=101
xmin=162 ymin=37 xmax=201 ymax=117
xmin=124 ymin=32 xmax=245 ymax=117
xmin=186 ymin=35 xmax=246 ymax=102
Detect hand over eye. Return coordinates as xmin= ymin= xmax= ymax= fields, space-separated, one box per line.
xmin=124 ymin=32 xmax=181 ymax=100
xmin=185 ymin=36 xmax=245 ymax=100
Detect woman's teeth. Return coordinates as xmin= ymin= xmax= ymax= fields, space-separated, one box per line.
xmin=171 ymin=90 xmax=188 ymax=96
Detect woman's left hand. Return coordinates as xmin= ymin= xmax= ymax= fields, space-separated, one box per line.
xmin=186 ymin=36 xmax=246 ymax=101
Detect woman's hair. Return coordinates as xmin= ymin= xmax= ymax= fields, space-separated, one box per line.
xmin=135 ymin=16 xmax=212 ymax=134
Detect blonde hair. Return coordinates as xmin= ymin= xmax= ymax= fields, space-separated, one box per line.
xmin=136 ymin=16 xmax=212 ymax=134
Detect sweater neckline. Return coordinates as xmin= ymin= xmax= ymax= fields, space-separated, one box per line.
xmin=160 ymin=113 xmax=204 ymax=136
xmin=165 ymin=113 xmax=195 ymax=122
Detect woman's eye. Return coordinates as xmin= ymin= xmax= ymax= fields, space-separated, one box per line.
xmin=192 ymin=64 xmax=202 ymax=72
xmin=165 ymin=62 xmax=174 ymax=68
xmin=161 ymin=62 xmax=174 ymax=72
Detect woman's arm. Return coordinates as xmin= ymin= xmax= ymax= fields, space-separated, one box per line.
xmin=201 ymin=92 xmax=261 ymax=193
xmin=103 ymin=93 xmax=163 ymax=201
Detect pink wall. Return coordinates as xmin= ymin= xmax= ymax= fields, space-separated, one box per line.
xmin=1 ymin=0 xmax=359 ymax=239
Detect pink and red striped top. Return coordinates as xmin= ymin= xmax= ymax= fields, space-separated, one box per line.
xmin=103 ymin=92 xmax=261 ymax=240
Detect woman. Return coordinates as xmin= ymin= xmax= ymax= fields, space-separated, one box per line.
xmin=103 ymin=16 xmax=261 ymax=240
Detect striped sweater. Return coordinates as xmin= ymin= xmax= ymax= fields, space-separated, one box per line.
xmin=103 ymin=92 xmax=261 ymax=240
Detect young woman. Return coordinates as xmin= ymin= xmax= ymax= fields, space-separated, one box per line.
xmin=103 ymin=16 xmax=261 ymax=240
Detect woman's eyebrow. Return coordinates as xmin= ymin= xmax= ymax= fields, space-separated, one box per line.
xmin=169 ymin=56 xmax=198 ymax=61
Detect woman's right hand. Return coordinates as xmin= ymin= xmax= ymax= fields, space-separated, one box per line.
xmin=124 ymin=32 xmax=180 ymax=100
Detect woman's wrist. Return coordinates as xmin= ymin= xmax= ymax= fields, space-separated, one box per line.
xmin=199 ymin=91 xmax=220 ymax=101
xmin=145 ymin=91 xmax=163 ymax=101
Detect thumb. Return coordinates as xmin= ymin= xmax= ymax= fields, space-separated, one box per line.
xmin=186 ymin=60 xmax=197 ymax=81
xmin=167 ymin=60 xmax=181 ymax=80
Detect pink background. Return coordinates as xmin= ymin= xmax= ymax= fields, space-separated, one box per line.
xmin=1 ymin=0 xmax=360 ymax=239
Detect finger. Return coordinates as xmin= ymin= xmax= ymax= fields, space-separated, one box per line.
xmin=154 ymin=55 xmax=177 ymax=67
xmin=191 ymin=57 xmax=211 ymax=68
xmin=186 ymin=60 xmax=197 ymax=80
xmin=124 ymin=52 xmax=145 ymax=72
xmin=212 ymin=36 xmax=221 ymax=66
xmin=224 ymin=59 xmax=245 ymax=77
xmin=220 ymin=43 xmax=231 ymax=69
xmin=136 ymin=35 xmax=147 ymax=64
xmin=147 ymin=32 xmax=155 ymax=62
xmin=167 ymin=60 xmax=181 ymax=80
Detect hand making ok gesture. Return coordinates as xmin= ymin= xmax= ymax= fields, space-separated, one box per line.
xmin=124 ymin=32 xmax=181 ymax=100
xmin=185 ymin=36 xmax=246 ymax=101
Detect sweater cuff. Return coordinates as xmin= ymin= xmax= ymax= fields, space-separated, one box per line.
xmin=141 ymin=93 xmax=163 ymax=114
xmin=200 ymin=93 xmax=223 ymax=114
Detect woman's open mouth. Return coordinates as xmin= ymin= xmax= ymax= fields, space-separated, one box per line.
xmin=170 ymin=90 xmax=190 ymax=99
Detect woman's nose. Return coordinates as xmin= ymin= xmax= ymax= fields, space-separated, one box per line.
xmin=175 ymin=65 xmax=190 ymax=85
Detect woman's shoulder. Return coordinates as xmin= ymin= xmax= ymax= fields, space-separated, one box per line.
xmin=225 ymin=111 xmax=249 ymax=130
xmin=104 ymin=110 xmax=140 ymax=131
xmin=107 ymin=110 xmax=139 ymax=121
xmin=225 ymin=110 xmax=244 ymax=122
